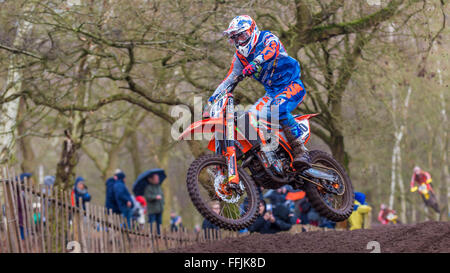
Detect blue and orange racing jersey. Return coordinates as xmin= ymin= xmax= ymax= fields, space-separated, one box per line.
xmin=212 ymin=31 xmax=303 ymax=98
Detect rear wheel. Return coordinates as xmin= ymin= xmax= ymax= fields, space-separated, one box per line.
xmin=304 ymin=150 xmax=354 ymax=222
xmin=426 ymin=192 xmax=441 ymax=213
xmin=186 ymin=154 xmax=259 ymax=230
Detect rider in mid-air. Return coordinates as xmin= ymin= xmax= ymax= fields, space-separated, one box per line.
xmin=378 ymin=204 xmax=396 ymax=225
xmin=410 ymin=166 xmax=434 ymax=194
xmin=209 ymin=15 xmax=310 ymax=171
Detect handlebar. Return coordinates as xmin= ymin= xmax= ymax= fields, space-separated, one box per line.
xmin=203 ymin=74 xmax=246 ymax=118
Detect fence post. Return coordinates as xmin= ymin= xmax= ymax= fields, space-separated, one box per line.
xmin=18 ymin=177 xmax=31 ymax=253
xmin=3 ymin=168 xmax=21 ymax=253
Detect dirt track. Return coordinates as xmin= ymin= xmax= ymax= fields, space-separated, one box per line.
xmin=167 ymin=221 xmax=450 ymax=253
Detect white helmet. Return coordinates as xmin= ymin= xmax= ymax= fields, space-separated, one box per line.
xmin=413 ymin=166 xmax=421 ymax=174
xmin=223 ymin=15 xmax=260 ymax=57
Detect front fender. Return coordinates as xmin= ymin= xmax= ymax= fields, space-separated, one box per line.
xmin=178 ymin=118 xmax=253 ymax=154
xmin=177 ymin=118 xmax=225 ymax=140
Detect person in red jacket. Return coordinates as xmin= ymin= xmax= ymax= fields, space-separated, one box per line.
xmin=410 ymin=166 xmax=434 ymax=193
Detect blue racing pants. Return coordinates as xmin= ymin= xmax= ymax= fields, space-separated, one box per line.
xmin=249 ymin=80 xmax=306 ymax=139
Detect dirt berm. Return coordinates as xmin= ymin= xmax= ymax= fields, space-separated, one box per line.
xmin=166 ymin=221 xmax=450 ymax=253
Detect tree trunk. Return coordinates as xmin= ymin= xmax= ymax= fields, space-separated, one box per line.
xmin=17 ymin=98 xmax=36 ymax=173
xmin=396 ymin=143 xmax=407 ymax=223
xmin=129 ymin=131 xmax=142 ymax=181
xmin=55 ymin=127 xmax=84 ymax=191
xmin=437 ymin=63 xmax=449 ymax=221
xmin=389 ymin=85 xmax=411 ymax=221
xmin=0 ymin=4 xmax=34 ymax=164
xmin=158 ymin=123 xmax=172 ymax=227
xmin=389 ymin=136 xmax=398 ymax=210
xmin=329 ymin=132 xmax=349 ymax=171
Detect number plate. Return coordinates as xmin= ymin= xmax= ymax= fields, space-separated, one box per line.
xmin=419 ymin=184 xmax=427 ymax=192
xmin=210 ymin=93 xmax=226 ymax=118
xmin=296 ymin=119 xmax=310 ymax=141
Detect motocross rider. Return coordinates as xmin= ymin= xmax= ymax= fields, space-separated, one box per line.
xmin=410 ymin=166 xmax=434 ymax=193
xmin=208 ymin=15 xmax=310 ymax=172
xmin=378 ymin=204 xmax=396 ymax=225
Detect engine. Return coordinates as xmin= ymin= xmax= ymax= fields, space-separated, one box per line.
xmin=247 ymin=146 xmax=290 ymax=189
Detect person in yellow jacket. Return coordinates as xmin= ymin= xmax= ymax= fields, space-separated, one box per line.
xmin=348 ymin=192 xmax=372 ymax=230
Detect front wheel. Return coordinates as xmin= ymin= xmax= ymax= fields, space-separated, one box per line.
xmin=186 ymin=154 xmax=259 ymax=231
xmin=304 ymin=150 xmax=354 ymax=222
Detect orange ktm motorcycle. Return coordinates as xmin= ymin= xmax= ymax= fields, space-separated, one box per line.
xmin=179 ymin=75 xmax=354 ymax=230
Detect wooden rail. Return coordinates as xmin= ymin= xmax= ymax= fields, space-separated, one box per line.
xmin=0 ymin=166 xmax=342 ymax=253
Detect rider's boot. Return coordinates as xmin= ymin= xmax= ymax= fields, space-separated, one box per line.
xmin=282 ymin=126 xmax=312 ymax=171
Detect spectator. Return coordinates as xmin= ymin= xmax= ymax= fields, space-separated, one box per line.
xmin=32 ymin=203 xmax=41 ymax=226
xmin=319 ymin=216 xmax=336 ymax=229
xmin=202 ymin=201 xmax=220 ymax=230
xmin=170 ymin=212 xmax=183 ymax=232
xmin=19 ymin=173 xmax=33 ymax=183
xmin=42 ymin=175 xmax=55 ymax=224
xmin=202 ymin=201 xmax=220 ymax=239
xmin=144 ymin=173 xmax=164 ymax=235
xmin=17 ymin=173 xmax=32 ymax=240
xmin=194 ymin=224 xmax=201 ymax=234
xmin=257 ymin=186 xmax=265 ymax=201
xmin=105 ymin=176 xmax=120 ymax=214
xmin=348 ymin=192 xmax=372 ymax=230
xmin=248 ymin=199 xmax=268 ymax=233
xmin=113 ymin=171 xmax=134 ymax=228
xmin=43 ymin=175 xmax=55 ymax=195
xmin=306 ymin=206 xmax=321 ymax=226
xmin=248 ymin=200 xmax=293 ymax=234
xmin=71 ymin=176 xmax=91 ymax=210
xmin=132 ymin=195 xmax=147 ymax=227
xmin=272 ymin=203 xmax=294 ymax=232
xmin=296 ymin=198 xmax=312 ymax=225
xmin=264 ymin=185 xmax=290 ymax=206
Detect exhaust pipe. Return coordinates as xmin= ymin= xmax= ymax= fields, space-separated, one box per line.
xmin=303 ymin=168 xmax=337 ymax=182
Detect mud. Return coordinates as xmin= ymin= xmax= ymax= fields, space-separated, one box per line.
xmin=166 ymin=221 xmax=450 ymax=253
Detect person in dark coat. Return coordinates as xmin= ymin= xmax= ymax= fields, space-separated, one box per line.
xmin=319 ymin=216 xmax=336 ymax=229
xmin=43 ymin=175 xmax=55 ymax=195
xmin=144 ymin=173 xmax=164 ymax=235
xmin=170 ymin=211 xmax=183 ymax=232
xmin=248 ymin=200 xmax=293 ymax=234
xmin=248 ymin=199 xmax=268 ymax=233
xmin=202 ymin=201 xmax=220 ymax=239
xmin=271 ymin=203 xmax=294 ymax=232
xmin=297 ymin=197 xmax=312 ymax=225
xmin=264 ymin=185 xmax=290 ymax=206
xmin=113 ymin=172 xmax=133 ymax=227
xmin=17 ymin=173 xmax=32 ymax=240
xmin=72 ymin=176 xmax=91 ymax=210
xmin=105 ymin=177 xmax=120 ymax=214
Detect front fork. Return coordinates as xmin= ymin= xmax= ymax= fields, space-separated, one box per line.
xmin=215 ymin=93 xmax=240 ymax=185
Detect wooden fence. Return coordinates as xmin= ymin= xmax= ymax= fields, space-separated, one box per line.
xmin=0 ymin=167 xmax=245 ymax=253
xmin=0 ymin=167 xmax=342 ymax=253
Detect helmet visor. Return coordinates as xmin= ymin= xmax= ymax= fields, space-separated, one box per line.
xmin=226 ymin=30 xmax=251 ymax=47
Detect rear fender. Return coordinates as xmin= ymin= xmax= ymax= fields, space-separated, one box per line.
xmin=294 ymin=113 xmax=319 ymax=145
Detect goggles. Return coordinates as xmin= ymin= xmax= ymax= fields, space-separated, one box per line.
xmin=226 ymin=30 xmax=251 ymax=47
